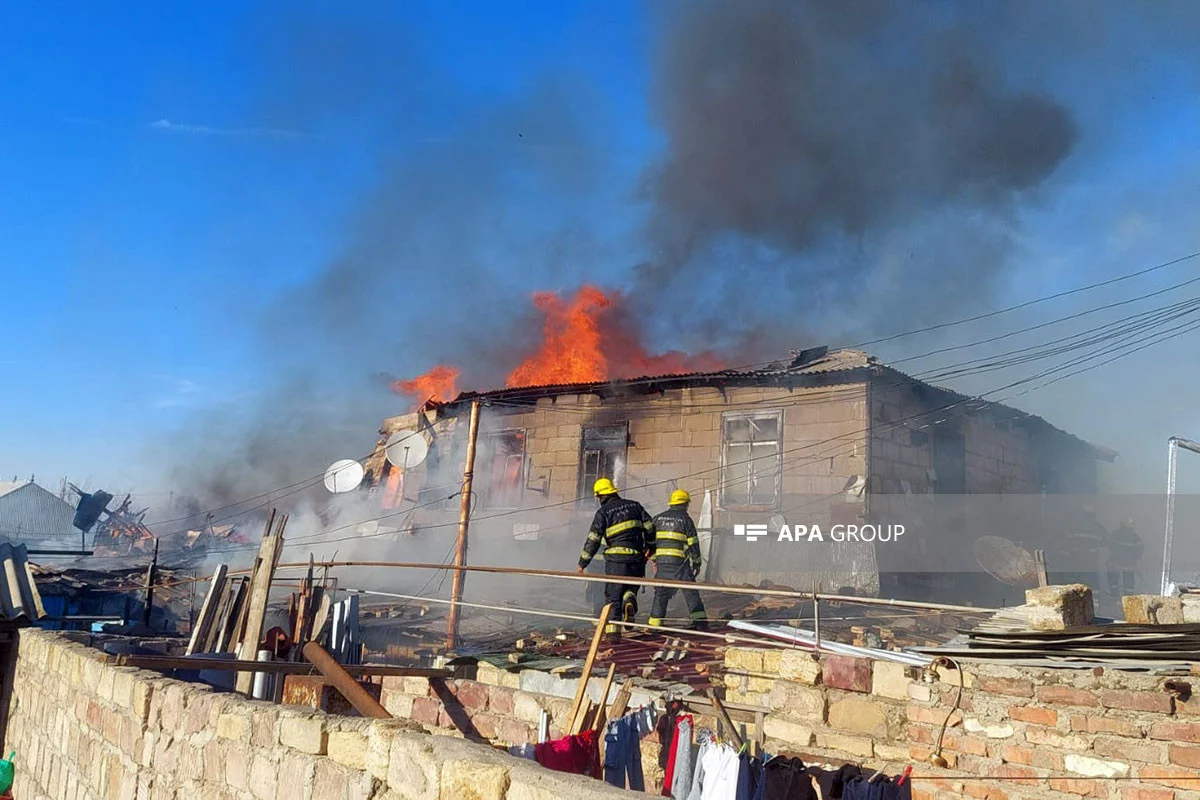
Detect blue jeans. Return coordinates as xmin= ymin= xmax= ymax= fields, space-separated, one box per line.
xmin=603 ymin=716 xmax=645 ymax=791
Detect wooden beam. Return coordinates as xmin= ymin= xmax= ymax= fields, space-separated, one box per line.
xmin=567 ymin=602 xmax=612 ymax=734
xmin=706 ymin=689 xmax=744 ymax=749
xmin=111 ymin=654 xmax=449 ymax=678
xmin=186 ymin=565 xmax=227 ymax=656
xmin=236 ymin=514 xmax=286 ymax=694
xmin=607 ymin=679 xmax=634 ymax=722
xmin=590 ymin=664 xmax=617 ymax=734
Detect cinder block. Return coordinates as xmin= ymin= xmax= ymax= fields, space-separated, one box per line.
xmin=1025 ymin=584 xmax=1094 ymax=630
xmin=279 ymin=714 xmax=327 ymax=755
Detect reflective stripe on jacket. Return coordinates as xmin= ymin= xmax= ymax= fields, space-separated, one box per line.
xmin=579 ymin=495 xmax=654 ymax=567
xmin=650 ymin=506 xmax=700 ymax=569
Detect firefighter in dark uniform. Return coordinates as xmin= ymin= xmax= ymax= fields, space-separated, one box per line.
xmin=576 ymin=478 xmax=654 ymax=639
xmin=648 ymin=489 xmax=708 ymax=631
xmin=1106 ymin=517 xmax=1144 ymax=596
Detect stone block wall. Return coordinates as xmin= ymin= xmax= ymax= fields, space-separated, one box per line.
xmin=723 ymin=645 xmax=1200 ymax=800
xmin=3 ymin=629 xmax=648 ymax=800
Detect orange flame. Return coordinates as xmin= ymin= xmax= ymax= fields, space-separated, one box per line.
xmin=506 ymin=286 xmax=612 ymax=387
xmin=390 ymin=286 xmax=722 ymax=403
xmin=391 ymin=365 xmax=460 ymax=405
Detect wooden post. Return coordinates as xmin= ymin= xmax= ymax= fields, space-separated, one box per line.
xmin=236 ymin=513 xmax=286 ymax=694
xmin=567 ymin=603 xmax=613 ymax=734
xmin=1035 ymin=550 xmax=1049 ymax=587
xmin=142 ymin=538 xmax=159 ymax=627
xmin=591 ymin=663 xmax=617 ymax=733
xmin=445 ymin=399 xmax=482 ymax=652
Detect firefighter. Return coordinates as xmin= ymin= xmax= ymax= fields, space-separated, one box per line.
xmin=1106 ymin=517 xmax=1144 ymax=597
xmin=1062 ymin=505 xmax=1109 ymax=589
xmin=577 ymin=478 xmax=654 ymax=639
xmin=648 ymin=489 xmax=708 ymax=631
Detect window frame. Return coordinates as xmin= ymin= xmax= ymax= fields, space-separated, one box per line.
xmin=719 ymin=409 xmax=784 ymax=511
xmin=577 ymin=422 xmax=629 ymax=503
xmin=482 ymin=428 xmax=528 ymax=509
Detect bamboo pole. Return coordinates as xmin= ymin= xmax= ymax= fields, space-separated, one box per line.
xmin=446 ymin=399 xmax=481 ymax=651
xmin=284 ymin=560 xmax=994 ymax=615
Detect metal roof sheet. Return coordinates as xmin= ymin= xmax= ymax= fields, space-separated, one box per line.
xmin=450 ymin=347 xmax=873 ymax=404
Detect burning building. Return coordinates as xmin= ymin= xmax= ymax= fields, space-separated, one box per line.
xmin=365 ymin=346 xmax=1114 ymax=605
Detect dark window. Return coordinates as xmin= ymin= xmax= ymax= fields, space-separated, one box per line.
xmin=721 ymin=411 xmax=782 ymax=509
xmin=483 ymin=430 xmax=526 ymax=508
xmin=578 ymin=424 xmax=628 ymax=500
xmin=932 ymin=431 xmax=966 ymax=494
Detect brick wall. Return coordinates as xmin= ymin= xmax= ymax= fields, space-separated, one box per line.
xmin=723 ymin=645 xmax=1200 ymax=800
xmin=3 ymin=629 xmax=647 ymax=800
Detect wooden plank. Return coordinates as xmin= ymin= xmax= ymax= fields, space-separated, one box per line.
xmin=111 ymin=654 xmax=450 ymax=678
xmin=236 ymin=514 xmax=287 ymax=694
xmin=213 ymin=578 xmax=247 ymax=653
xmin=186 ymin=565 xmax=228 ymax=656
xmin=590 ymin=664 xmax=617 ymax=734
xmin=566 ymin=602 xmax=612 ymax=735
xmin=607 ymin=679 xmax=634 ymax=722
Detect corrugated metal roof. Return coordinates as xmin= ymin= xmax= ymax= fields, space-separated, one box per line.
xmin=451 ymin=347 xmax=872 ymax=404
xmin=0 ymin=542 xmax=45 ymax=621
xmin=0 ymin=481 xmax=79 ymax=541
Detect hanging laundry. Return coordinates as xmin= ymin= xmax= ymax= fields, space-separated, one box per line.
xmin=686 ymin=735 xmax=741 ymax=800
xmin=762 ymin=756 xmax=815 ymax=800
xmin=604 ymin=715 xmax=646 ymax=791
xmin=534 ymin=728 xmax=601 ymax=779
xmin=669 ymin=716 xmax=697 ymax=800
xmin=735 ymin=752 xmax=763 ymax=800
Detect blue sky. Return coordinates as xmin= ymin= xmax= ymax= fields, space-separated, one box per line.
xmin=2 ymin=2 xmax=1199 ymax=498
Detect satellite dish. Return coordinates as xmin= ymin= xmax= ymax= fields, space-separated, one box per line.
xmin=973 ymin=535 xmax=1038 ymax=587
xmin=385 ymin=430 xmax=430 ymax=469
xmin=324 ymin=459 xmax=365 ymax=493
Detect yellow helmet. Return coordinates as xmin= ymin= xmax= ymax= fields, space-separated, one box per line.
xmin=670 ymin=489 xmax=691 ymax=506
xmin=593 ymin=478 xmax=618 ymax=496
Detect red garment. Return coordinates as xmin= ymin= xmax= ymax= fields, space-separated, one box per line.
xmin=662 ymin=714 xmax=692 ymax=796
xmin=535 ymin=729 xmax=601 ymax=779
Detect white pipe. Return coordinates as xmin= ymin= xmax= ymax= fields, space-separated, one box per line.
xmin=1161 ymin=437 xmax=1200 ymax=596
xmin=727 ymin=620 xmax=931 ymax=666
xmin=252 ymin=650 xmax=273 ymax=700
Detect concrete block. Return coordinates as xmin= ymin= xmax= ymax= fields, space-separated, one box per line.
xmin=871 ymin=661 xmax=911 ymax=701
xmin=828 ymin=697 xmax=888 ymax=737
xmin=328 ymin=730 xmax=369 ymax=771
xmin=280 ymin=714 xmax=327 ymax=755
xmin=814 ymin=731 xmax=874 ymax=758
xmin=724 ymin=648 xmax=766 ymax=674
xmin=1123 ymin=595 xmax=1185 ymax=625
xmin=277 ymin=753 xmax=315 ymax=800
xmin=778 ymin=651 xmax=821 ymax=685
xmin=440 ymin=760 xmax=511 ymax=800
xmin=387 ymin=735 xmax=440 ymax=800
xmin=216 ymin=712 xmax=250 ymax=742
xmin=768 ymin=682 xmax=826 ymax=722
xmin=512 ymin=692 xmax=546 ymax=725
xmin=762 ymin=717 xmax=813 ymax=747
xmin=250 ymin=754 xmax=278 ymax=800
xmin=1025 ymin=584 xmax=1094 ymax=630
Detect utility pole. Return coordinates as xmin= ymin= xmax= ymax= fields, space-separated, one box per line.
xmin=142 ymin=538 xmax=159 ymax=628
xmin=445 ymin=400 xmax=482 ymax=652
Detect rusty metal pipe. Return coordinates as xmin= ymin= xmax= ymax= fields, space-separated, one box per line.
xmin=301 ymin=642 xmax=391 ymax=719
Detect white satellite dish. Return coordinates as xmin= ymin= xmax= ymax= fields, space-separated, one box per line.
xmin=324 ymin=459 xmax=365 ymax=493
xmin=385 ymin=430 xmax=430 ymax=469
